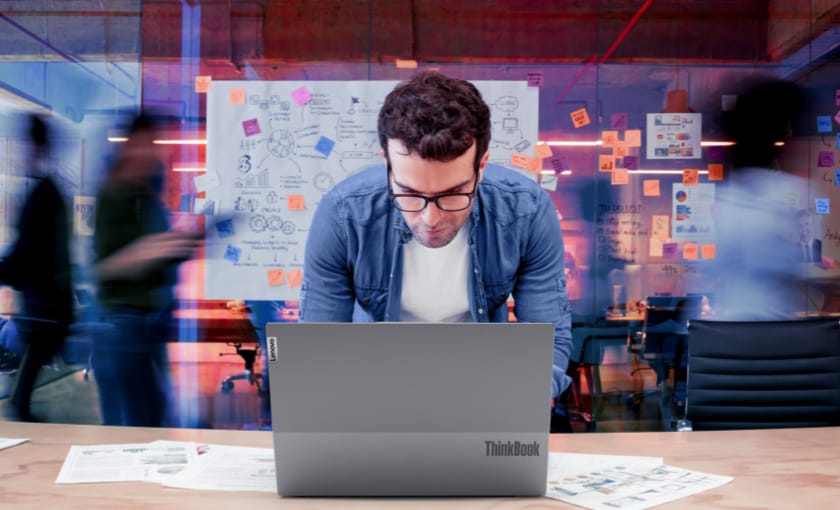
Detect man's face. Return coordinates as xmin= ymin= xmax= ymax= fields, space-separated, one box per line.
xmin=386 ymin=139 xmax=487 ymax=249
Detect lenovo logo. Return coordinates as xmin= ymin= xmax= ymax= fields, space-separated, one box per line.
xmin=484 ymin=440 xmax=541 ymax=457
xmin=266 ymin=336 xmax=278 ymax=362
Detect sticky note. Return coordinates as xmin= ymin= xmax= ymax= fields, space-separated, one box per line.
xmin=179 ymin=194 xmax=195 ymax=212
xmin=623 ymin=155 xmax=639 ymax=170
xmin=707 ymin=146 xmax=724 ymax=162
xmin=613 ymin=141 xmax=628 ymax=158
xmin=550 ymin=156 xmax=569 ymax=173
xmin=815 ymin=198 xmax=830 ymax=215
xmin=314 ymin=136 xmax=336 ymax=157
xmin=291 ymin=86 xmax=312 ymax=105
xmin=570 ymin=107 xmax=591 ymax=128
xmin=836 ymin=133 xmax=840 ymax=150
xmin=193 ymin=171 xmax=221 ymax=192
xmin=511 ymin=153 xmax=529 ymax=169
xmin=818 ymin=151 xmax=835 ymax=167
xmin=625 ymin=129 xmax=641 ymax=148
xmin=287 ymin=194 xmax=305 ymax=211
xmin=836 ymin=89 xmax=840 ymax=107
xmin=534 ymin=143 xmax=553 ymax=159
xmin=194 ymin=75 xmax=211 ymax=93
xmin=610 ymin=113 xmax=628 ymax=130
xmin=216 ymin=219 xmax=234 ymax=238
xmin=224 ymin=244 xmax=241 ymax=263
xmin=683 ymin=243 xmax=699 ymax=260
xmin=662 ymin=242 xmax=679 ymax=259
xmin=721 ymin=94 xmax=737 ymax=112
xmin=706 ymin=164 xmax=723 ymax=181
xmin=649 ymin=238 xmax=663 ymax=258
xmin=601 ymin=130 xmax=619 ymax=147
xmin=540 ymin=174 xmax=558 ymax=191
xmin=835 ymin=109 xmax=840 ymax=127
xmin=818 ymin=116 xmax=833 ymax=133
xmin=682 ymin=169 xmax=699 ymax=186
xmin=229 ymin=88 xmax=246 ymax=105
xmin=194 ymin=198 xmax=215 ymax=215
xmin=701 ymin=244 xmax=716 ymax=260
xmin=527 ymin=72 xmax=544 ymax=87
xmin=835 ymin=169 xmax=840 ymax=186
xmin=268 ymin=269 xmax=285 ymax=286
xmin=611 ymin=168 xmax=628 ymax=185
xmin=395 ymin=59 xmax=418 ymax=69
xmin=525 ymin=157 xmax=542 ymax=173
xmin=643 ymin=179 xmax=660 ymax=197
xmin=286 ymin=269 xmax=303 ymax=288
xmin=242 ymin=118 xmax=261 ymax=137
xmin=598 ymin=155 xmax=614 ymax=172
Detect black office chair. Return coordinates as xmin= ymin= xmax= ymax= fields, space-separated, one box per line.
xmin=685 ymin=318 xmax=840 ymax=430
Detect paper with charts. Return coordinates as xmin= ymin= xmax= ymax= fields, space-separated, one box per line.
xmin=205 ymin=80 xmax=538 ymax=300
xmin=545 ymin=452 xmax=733 ymax=510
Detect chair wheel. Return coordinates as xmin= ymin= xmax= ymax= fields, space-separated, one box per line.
xmin=221 ymin=380 xmax=234 ymax=393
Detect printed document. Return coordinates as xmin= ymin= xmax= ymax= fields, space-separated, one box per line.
xmin=55 ymin=441 xmax=198 ymax=484
xmin=163 ymin=444 xmax=276 ymax=493
xmin=0 ymin=437 xmax=28 ymax=451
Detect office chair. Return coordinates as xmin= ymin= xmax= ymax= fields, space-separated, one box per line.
xmin=219 ymin=342 xmax=265 ymax=394
xmin=685 ymin=318 xmax=840 ymax=430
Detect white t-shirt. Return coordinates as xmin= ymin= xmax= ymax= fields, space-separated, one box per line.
xmin=399 ymin=224 xmax=472 ymax=323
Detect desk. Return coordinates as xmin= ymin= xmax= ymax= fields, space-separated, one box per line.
xmin=1 ymin=422 xmax=838 ymax=509
xmin=173 ymin=307 xmax=259 ymax=344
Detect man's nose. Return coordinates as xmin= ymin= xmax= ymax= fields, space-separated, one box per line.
xmin=421 ymin=200 xmax=444 ymax=224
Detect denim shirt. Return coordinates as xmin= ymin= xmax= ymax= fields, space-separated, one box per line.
xmin=300 ymin=164 xmax=572 ymax=396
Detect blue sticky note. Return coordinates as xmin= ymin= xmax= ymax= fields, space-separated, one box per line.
xmin=179 ymin=194 xmax=195 ymax=212
xmin=314 ymin=136 xmax=336 ymax=157
xmin=224 ymin=244 xmax=242 ymax=263
xmin=836 ymin=133 xmax=840 ymax=150
xmin=817 ymin=116 xmax=833 ymax=133
xmin=816 ymin=198 xmax=830 ymax=215
xmin=835 ymin=169 xmax=840 ymax=187
xmin=216 ymin=219 xmax=234 ymax=238
xmin=623 ymin=155 xmax=639 ymax=170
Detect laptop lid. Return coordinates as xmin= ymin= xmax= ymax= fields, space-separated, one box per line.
xmin=265 ymin=322 xmax=554 ymax=497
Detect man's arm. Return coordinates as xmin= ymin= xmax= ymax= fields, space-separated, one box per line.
xmin=510 ymin=192 xmax=573 ymax=399
xmin=299 ymin=191 xmax=356 ymax=322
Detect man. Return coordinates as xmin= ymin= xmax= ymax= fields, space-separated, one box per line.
xmin=299 ymin=71 xmax=573 ymax=430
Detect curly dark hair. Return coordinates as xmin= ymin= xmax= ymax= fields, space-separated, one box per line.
xmin=378 ymin=71 xmax=491 ymax=170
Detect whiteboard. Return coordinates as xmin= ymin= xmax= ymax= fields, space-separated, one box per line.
xmin=205 ymin=80 xmax=538 ymax=300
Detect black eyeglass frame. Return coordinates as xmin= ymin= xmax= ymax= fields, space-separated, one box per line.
xmin=386 ymin=163 xmax=480 ymax=213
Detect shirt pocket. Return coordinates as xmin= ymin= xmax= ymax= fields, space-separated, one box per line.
xmin=483 ymin=278 xmax=515 ymax=314
xmin=354 ymin=286 xmax=389 ymax=320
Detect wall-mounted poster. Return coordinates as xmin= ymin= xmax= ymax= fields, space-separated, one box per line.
xmin=646 ymin=113 xmax=702 ymax=159
xmin=671 ymin=183 xmax=715 ymax=243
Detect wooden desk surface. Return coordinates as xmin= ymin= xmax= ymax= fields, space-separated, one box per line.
xmin=1 ymin=422 xmax=838 ymax=510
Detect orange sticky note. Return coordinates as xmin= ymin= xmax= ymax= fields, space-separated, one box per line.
xmin=701 ymin=244 xmax=716 ymax=260
xmin=195 ymin=75 xmax=212 ymax=93
xmin=598 ymin=155 xmax=615 ymax=172
xmin=286 ymin=269 xmax=303 ymax=288
xmin=611 ymin=168 xmax=628 ymax=185
xmin=525 ymin=157 xmax=542 ymax=173
xmin=682 ymin=169 xmax=699 ymax=186
xmin=601 ymin=130 xmax=618 ymax=147
xmin=570 ymin=107 xmax=591 ymax=128
xmin=287 ymin=194 xmax=305 ymax=211
xmin=229 ymin=88 xmax=246 ymax=105
xmin=708 ymin=163 xmax=724 ymax=181
xmin=613 ymin=141 xmax=628 ymax=158
xmin=534 ymin=143 xmax=553 ymax=159
xmin=683 ymin=242 xmax=699 ymax=260
xmin=625 ymin=129 xmax=642 ymax=148
xmin=643 ymin=179 xmax=660 ymax=197
xmin=267 ymin=269 xmax=285 ymax=286
xmin=511 ymin=153 xmax=529 ymax=169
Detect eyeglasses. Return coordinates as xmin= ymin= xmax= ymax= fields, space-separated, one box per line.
xmin=387 ymin=165 xmax=478 ymax=212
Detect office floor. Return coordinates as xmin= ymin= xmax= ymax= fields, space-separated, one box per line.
xmin=0 ymin=343 xmax=667 ymax=432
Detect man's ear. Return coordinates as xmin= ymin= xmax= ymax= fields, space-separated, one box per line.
xmin=380 ymin=149 xmax=386 ymax=161
xmin=477 ymin=151 xmax=490 ymax=182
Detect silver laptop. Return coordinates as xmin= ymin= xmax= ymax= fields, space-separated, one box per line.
xmin=265 ymin=322 xmax=553 ymax=497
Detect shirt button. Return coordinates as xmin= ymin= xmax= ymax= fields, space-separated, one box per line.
xmin=478 ymin=308 xmax=484 ymax=314
xmin=473 ymin=268 xmax=478 ymax=274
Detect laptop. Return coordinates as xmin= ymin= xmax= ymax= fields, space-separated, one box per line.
xmin=265 ymin=322 xmax=554 ymax=497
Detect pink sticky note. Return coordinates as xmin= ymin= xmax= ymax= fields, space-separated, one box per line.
xmin=662 ymin=242 xmax=679 ymax=259
xmin=287 ymin=194 xmax=305 ymax=211
xmin=610 ymin=113 xmax=628 ymax=130
xmin=194 ymin=75 xmax=211 ymax=93
xmin=525 ymin=157 xmax=542 ymax=173
xmin=643 ymin=179 xmax=660 ymax=197
xmin=570 ymin=107 xmax=591 ymax=128
xmin=613 ymin=141 xmax=628 ymax=158
xmin=598 ymin=155 xmax=614 ymax=172
xmin=683 ymin=243 xmax=699 ymax=260
xmin=701 ymin=244 xmax=716 ymax=260
xmin=267 ymin=269 xmax=285 ymax=286
xmin=534 ymin=143 xmax=553 ymax=159
xmin=527 ymin=72 xmax=544 ymax=87
xmin=291 ymin=86 xmax=312 ymax=105
xmin=611 ymin=168 xmax=628 ymax=185
xmin=708 ymin=164 xmax=724 ymax=181
xmin=511 ymin=153 xmax=529 ymax=169
xmin=286 ymin=269 xmax=303 ymax=288
xmin=835 ymin=109 xmax=840 ymax=127
xmin=836 ymin=89 xmax=840 ymax=107
xmin=242 ymin=118 xmax=261 ymax=137
xmin=229 ymin=88 xmax=246 ymax=105
xmin=818 ymin=151 xmax=835 ymax=167
xmin=625 ymin=130 xmax=641 ymax=148
xmin=682 ymin=169 xmax=699 ymax=186
xmin=601 ymin=130 xmax=618 ymax=147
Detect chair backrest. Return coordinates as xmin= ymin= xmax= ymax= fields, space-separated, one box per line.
xmin=571 ymin=327 xmax=628 ymax=365
xmin=686 ymin=319 xmax=840 ymax=430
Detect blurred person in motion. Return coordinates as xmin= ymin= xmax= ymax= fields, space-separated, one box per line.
xmin=92 ymin=114 xmax=200 ymax=426
xmin=713 ymin=78 xmax=813 ymax=320
xmin=0 ymin=114 xmax=74 ymax=421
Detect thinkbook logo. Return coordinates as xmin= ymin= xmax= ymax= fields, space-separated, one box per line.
xmin=484 ymin=440 xmax=541 ymax=457
xmin=266 ymin=337 xmax=278 ymax=362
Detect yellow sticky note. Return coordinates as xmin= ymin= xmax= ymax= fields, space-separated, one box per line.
xmin=682 ymin=169 xmax=699 ymax=186
xmin=625 ymin=129 xmax=642 ymax=148
xmin=287 ymin=194 xmax=305 ymax=211
xmin=229 ymin=88 xmax=246 ymax=105
xmin=525 ymin=157 xmax=542 ymax=173
xmin=601 ymin=130 xmax=618 ymax=147
xmin=195 ymin=75 xmax=212 ymax=93
xmin=611 ymin=168 xmax=629 ymax=185
xmin=511 ymin=153 xmax=529 ymax=169
xmin=267 ymin=269 xmax=285 ymax=286
xmin=683 ymin=242 xmax=699 ymax=260
xmin=701 ymin=244 xmax=716 ymax=260
xmin=613 ymin=141 xmax=628 ymax=158
xmin=570 ymin=107 xmax=591 ymax=128
xmin=534 ymin=143 xmax=553 ymax=159
xmin=286 ymin=269 xmax=303 ymax=288
xmin=598 ymin=155 xmax=615 ymax=172
xmin=643 ymin=179 xmax=660 ymax=197
xmin=707 ymin=163 xmax=724 ymax=181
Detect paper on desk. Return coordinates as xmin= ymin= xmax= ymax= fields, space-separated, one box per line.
xmin=55 ymin=441 xmax=198 ymax=484
xmin=545 ymin=452 xmax=733 ymax=510
xmin=163 ymin=444 xmax=276 ymax=493
xmin=0 ymin=437 xmax=28 ymax=451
